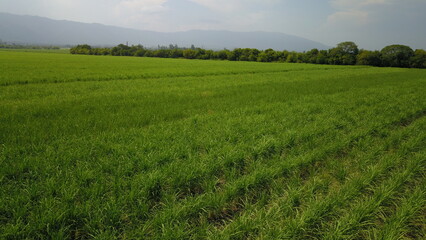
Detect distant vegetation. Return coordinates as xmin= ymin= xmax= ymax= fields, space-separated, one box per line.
xmin=71 ymin=42 xmax=426 ymax=68
xmin=0 ymin=41 xmax=61 ymax=50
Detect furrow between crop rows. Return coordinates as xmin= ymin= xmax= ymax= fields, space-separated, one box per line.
xmin=360 ymin=177 xmax=425 ymax=240
xmin=208 ymin=113 xmax=426 ymax=239
xmin=125 ymin=107 xmax=426 ymax=238
xmin=320 ymin=150 xmax=426 ymax=240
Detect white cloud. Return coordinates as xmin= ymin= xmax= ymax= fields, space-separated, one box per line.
xmin=326 ymin=0 xmax=390 ymax=26
xmin=318 ymin=0 xmax=426 ymax=49
xmin=112 ymin=0 xmax=169 ymax=30
xmin=188 ymin=0 xmax=241 ymax=12
xmin=327 ymin=10 xmax=368 ymax=26
xmin=330 ymin=0 xmax=389 ymax=10
xmin=184 ymin=0 xmax=280 ymax=32
xmin=188 ymin=0 xmax=280 ymax=13
xmin=115 ymin=0 xmax=167 ymax=14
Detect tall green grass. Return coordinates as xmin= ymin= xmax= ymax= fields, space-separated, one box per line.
xmin=0 ymin=51 xmax=425 ymax=239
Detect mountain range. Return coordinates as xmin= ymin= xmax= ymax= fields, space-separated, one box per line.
xmin=0 ymin=12 xmax=328 ymax=51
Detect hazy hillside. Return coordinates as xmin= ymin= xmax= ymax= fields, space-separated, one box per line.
xmin=0 ymin=12 xmax=328 ymax=51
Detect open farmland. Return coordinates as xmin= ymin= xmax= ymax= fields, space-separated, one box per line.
xmin=0 ymin=50 xmax=425 ymax=239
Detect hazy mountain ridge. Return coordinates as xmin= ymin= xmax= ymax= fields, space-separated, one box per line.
xmin=0 ymin=12 xmax=328 ymax=51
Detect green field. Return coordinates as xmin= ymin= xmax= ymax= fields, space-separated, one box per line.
xmin=1 ymin=50 xmax=425 ymax=239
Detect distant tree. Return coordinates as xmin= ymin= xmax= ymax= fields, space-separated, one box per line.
xmin=357 ymin=50 xmax=382 ymax=66
xmin=266 ymin=49 xmax=279 ymax=62
xmin=257 ymin=49 xmax=276 ymax=62
xmin=227 ymin=48 xmax=242 ymax=61
xmin=316 ymin=50 xmax=329 ymax=64
xmin=248 ymin=49 xmax=260 ymax=62
xmin=111 ymin=44 xmax=133 ymax=56
xmin=135 ymin=48 xmax=147 ymax=57
xmin=305 ymin=49 xmax=319 ymax=63
xmin=329 ymin=42 xmax=359 ymax=65
xmin=101 ymin=48 xmax=111 ymax=55
xmin=410 ymin=49 xmax=426 ymax=68
xmin=280 ymin=51 xmax=290 ymax=62
xmin=70 ymin=44 xmax=92 ymax=55
xmin=285 ymin=52 xmax=298 ymax=63
xmin=272 ymin=51 xmax=283 ymax=62
xmin=337 ymin=41 xmax=359 ymax=55
xmin=195 ymin=48 xmax=206 ymax=59
xmin=238 ymin=48 xmax=252 ymax=61
xmin=144 ymin=50 xmax=154 ymax=57
xmin=380 ymin=44 xmax=414 ymax=67
xmin=236 ymin=48 xmax=246 ymax=60
xmin=169 ymin=49 xmax=184 ymax=58
xmin=213 ymin=50 xmax=229 ymax=60
xmin=199 ymin=50 xmax=214 ymax=60
xmin=328 ymin=48 xmax=341 ymax=65
xmin=153 ymin=49 xmax=170 ymax=58
xmin=183 ymin=49 xmax=198 ymax=59
xmin=296 ymin=52 xmax=306 ymax=63
xmin=257 ymin=51 xmax=269 ymax=62
xmin=90 ymin=48 xmax=102 ymax=55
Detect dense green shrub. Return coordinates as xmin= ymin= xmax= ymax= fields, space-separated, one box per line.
xmin=70 ymin=42 xmax=426 ymax=68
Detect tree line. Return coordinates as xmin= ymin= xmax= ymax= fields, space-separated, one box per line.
xmin=0 ymin=43 xmax=61 ymax=50
xmin=0 ymin=39 xmax=62 ymax=50
xmin=70 ymin=42 xmax=426 ymax=68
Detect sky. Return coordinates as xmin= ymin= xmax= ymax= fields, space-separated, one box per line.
xmin=1 ymin=0 xmax=426 ymax=50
